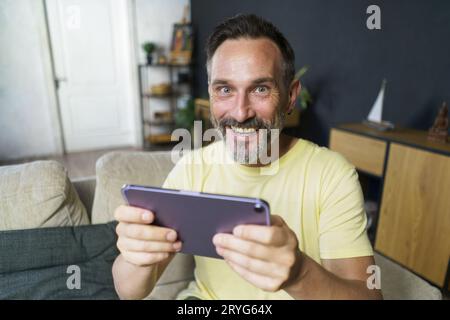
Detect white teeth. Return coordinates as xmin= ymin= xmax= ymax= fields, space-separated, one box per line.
xmin=230 ymin=126 xmax=257 ymax=134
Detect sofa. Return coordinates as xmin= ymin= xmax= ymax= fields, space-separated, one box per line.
xmin=0 ymin=150 xmax=443 ymax=299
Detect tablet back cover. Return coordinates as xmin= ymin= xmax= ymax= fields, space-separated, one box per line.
xmin=122 ymin=185 xmax=270 ymax=259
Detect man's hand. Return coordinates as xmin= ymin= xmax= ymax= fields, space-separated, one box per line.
xmin=114 ymin=205 xmax=182 ymax=267
xmin=213 ymin=214 xmax=382 ymax=300
xmin=212 ymin=215 xmax=303 ymax=292
xmin=113 ymin=205 xmax=183 ymax=299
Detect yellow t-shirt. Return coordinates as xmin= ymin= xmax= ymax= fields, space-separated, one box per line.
xmin=162 ymin=138 xmax=373 ymax=300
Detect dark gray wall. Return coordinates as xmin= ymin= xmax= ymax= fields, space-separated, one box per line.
xmin=191 ymin=0 xmax=450 ymax=146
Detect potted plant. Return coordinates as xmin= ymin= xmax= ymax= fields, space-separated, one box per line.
xmin=295 ymin=66 xmax=312 ymax=110
xmin=284 ymin=66 xmax=312 ymax=127
xmin=142 ymin=42 xmax=156 ymax=65
xmin=175 ymin=97 xmax=195 ymax=131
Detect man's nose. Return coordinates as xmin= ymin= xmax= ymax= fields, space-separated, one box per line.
xmin=229 ymin=92 xmax=256 ymax=123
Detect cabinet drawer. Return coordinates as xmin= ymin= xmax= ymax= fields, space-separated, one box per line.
xmin=329 ymin=129 xmax=387 ymax=176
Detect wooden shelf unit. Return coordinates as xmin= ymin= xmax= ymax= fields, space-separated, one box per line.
xmin=138 ymin=63 xmax=193 ymax=148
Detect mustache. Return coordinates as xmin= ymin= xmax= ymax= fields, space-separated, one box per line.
xmin=217 ymin=117 xmax=272 ymax=130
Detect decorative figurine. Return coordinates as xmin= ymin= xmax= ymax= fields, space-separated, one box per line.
xmin=428 ymin=102 xmax=449 ymax=143
xmin=363 ymin=79 xmax=395 ymax=131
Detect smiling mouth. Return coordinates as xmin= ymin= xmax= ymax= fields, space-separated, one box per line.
xmin=227 ymin=125 xmax=259 ymax=135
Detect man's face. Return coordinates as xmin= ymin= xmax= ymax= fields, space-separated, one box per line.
xmin=208 ymin=38 xmax=289 ymax=164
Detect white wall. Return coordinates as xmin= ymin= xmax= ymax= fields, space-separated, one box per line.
xmin=134 ymin=0 xmax=190 ymax=136
xmin=135 ymin=0 xmax=190 ymax=64
xmin=0 ymin=0 xmax=190 ymax=160
xmin=0 ymin=0 xmax=62 ymax=160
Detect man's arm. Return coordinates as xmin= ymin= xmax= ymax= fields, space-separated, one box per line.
xmin=112 ymin=253 xmax=173 ymax=300
xmin=213 ymin=215 xmax=382 ymax=299
xmin=112 ymin=254 xmax=157 ymax=300
xmin=284 ymin=254 xmax=382 ymax=299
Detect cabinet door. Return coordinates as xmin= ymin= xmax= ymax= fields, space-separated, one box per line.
xmin=375 ymin=143 xmax=450 ymax=286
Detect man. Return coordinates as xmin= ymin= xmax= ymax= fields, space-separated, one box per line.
xmin=112 ymin=14 xmax=382 ymax=300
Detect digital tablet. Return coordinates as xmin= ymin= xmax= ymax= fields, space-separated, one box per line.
xmin=121 ymin=184 xmax=271 ymax=259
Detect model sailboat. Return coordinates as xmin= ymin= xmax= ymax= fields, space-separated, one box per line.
xmin=363 ymin=79 xmax=395 ymax=130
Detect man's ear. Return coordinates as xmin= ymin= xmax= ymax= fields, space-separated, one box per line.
xmin=287 ymin=79 xmax=301 ymax=114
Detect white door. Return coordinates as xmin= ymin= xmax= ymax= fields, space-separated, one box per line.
xmin=46 ymin=0 xmax=138 ymax=151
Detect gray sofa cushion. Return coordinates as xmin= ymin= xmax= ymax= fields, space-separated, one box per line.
xmin=0 ymin=160 xmax=89 ymax=231
xmin=0 ymin=222 xmax=119 ymax=299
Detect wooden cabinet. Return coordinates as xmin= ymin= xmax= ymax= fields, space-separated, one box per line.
xmin=376 ymin=143 xmax=450 ymax=286
xmin=329 ymin=130 xmax=387 ymax=177
xmin=330 ymin=123 xmax=450 ymax=288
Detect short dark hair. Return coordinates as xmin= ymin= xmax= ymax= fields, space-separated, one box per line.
xmin=206 ymin=14 xmax=295 ymax=87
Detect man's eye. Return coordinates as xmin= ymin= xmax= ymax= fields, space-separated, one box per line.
xmin=218 ymin=87 xmax=231 ymax=95
xmin=254 ymin=86 xmax=268 ymax=94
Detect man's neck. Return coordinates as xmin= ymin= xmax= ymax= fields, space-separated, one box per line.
xmin=243 ymin=133 xmax=298 ymax=168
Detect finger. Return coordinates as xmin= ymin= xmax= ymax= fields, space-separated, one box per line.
xmin=216 ymin=246 xmax=286 ymax=279
xmin=122 ymin=251 xmax=171 ymax=267
xmin=114 ymin=205 xmax=154 ymax=224
xmin=116 ymin=222 xmax=178 ymax=242
xmin=226 ymin=260 xmax=281 ymax=292
xmin=212 ymin=234 xmax=272 ymax=261
xmin=118 ymin=236 xmax=182 ymax=253
xmin=232 ymin=224 xmax=286 ymax=246
xmin=269 ymin=215 xmax=285 ymax=227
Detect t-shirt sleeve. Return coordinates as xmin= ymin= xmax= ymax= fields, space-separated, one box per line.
xmin=318 ymin=152 xmax=374 ymax=260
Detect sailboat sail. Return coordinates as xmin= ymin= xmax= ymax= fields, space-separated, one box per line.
xmin=367 ymin=79 xmax=386 ymax=122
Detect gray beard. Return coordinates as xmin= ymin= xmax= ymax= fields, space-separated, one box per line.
xmin=211 ymin=109 xmax=286 ymax=165
xmin=224 ymin=129 xmax=277 ymax=165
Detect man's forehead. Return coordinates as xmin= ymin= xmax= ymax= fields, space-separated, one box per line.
xmin=215 ymin=37 xmax=281 ymax=53
xmin=211 ymin=77 xmax=277 ymax=86
xmin=210 ymin=38 xmax=283 ymax=82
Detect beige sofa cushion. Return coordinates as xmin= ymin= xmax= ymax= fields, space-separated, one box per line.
xmin=91 ymin=151 xmax=195 ymax=300
xmin=91 ymin=151 xmax=176 ymax=224
xmin=0 ymin=160 xmax=89 ymax=231
xmin=374 ymin=252 xmax=442 ymax=300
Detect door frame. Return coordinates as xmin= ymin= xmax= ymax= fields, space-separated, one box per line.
xmin=40 ymin=0 xmax=65 ymax=154
xmin=124 ymin=0 xmax=142 ymax=148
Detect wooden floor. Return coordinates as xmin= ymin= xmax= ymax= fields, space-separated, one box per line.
xmin=0 ymin=144 xmax=173 ymax=180
xmin=0 ymin=142 xmax=179 ymax=180
xmin=0 ymin=146 xmax=141 ymax=179
xmin=52 ymin=147 xmax=145 ymax=179
xmin=0 ymin=145 xmax=165 ymax=179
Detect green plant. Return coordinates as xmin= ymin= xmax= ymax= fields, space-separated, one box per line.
xmin=175 ymin=99 xmax=195 ymax=131
xmin=142 ymin=42 xmax=156 ymax=55
xmin=294 ymin=66 xmax=312 ymax=110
